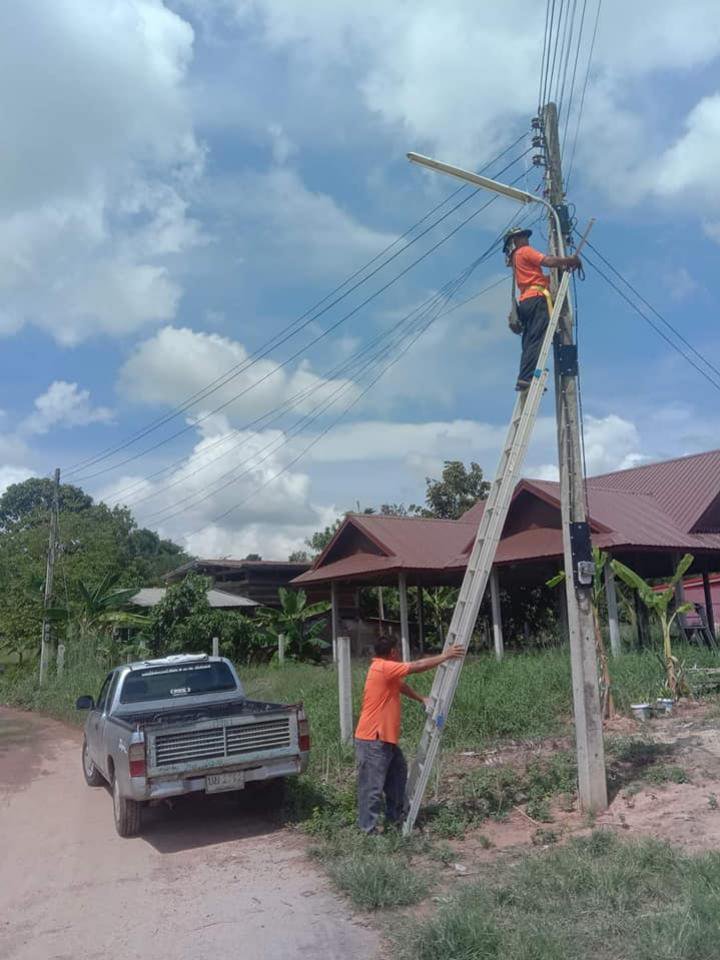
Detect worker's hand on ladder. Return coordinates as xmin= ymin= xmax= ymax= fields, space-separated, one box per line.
xmin=443 ymin=644 xmax=464 ymax=661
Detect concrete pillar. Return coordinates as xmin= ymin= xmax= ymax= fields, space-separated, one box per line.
xmin=604 ymin=563 xmax=621 ymax=657
xmin=489 ymin=566 xmax=504 ymax=661
xmin=673 ymin=553 xmax=687 ymax=636
xmin=278 ymin=633 xmax=285 ymax=664
xmin=398 ymin=572 xmax=410 ymax=661
xmin=416 ymin=586 xmax=425 ymax=653
xmin=337 ymin=635 xmax=353 ymax=745
xmin=331 ymin=581 xmax=340 ymax=663
xmin=703 ymin=570 xmax=716 ymax=637
xmin=212 ymin=636 xmax=219 ymax=658
xmin=56 ymin=643 xmax=65 ymax=677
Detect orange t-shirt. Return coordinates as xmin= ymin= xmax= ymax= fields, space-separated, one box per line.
xmin=513 ymin=245 xmax=549 ymax=301
xmin=355 ymin=658 xmax=411 ymax=744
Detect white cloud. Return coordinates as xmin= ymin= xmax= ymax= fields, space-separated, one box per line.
xmin=653 ymin=93 xmax=720 ymax=199
xmin=0 ymin=0 xmax=203 ymax=343
xmin=0 ymin=466 xmax=34 ymax=497
xmin=21 ymin=381 xmax=113 ymax=436
xmin=204 ymin=166 xmax=396 ymax=280
xmin=118 ymin=325 xmax=359 ymax=421
xmin=98 ymin=417 xmax=332 ymax=556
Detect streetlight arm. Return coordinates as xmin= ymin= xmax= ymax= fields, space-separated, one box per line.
xmin=406 ymin=151 xmax=566 ymax=257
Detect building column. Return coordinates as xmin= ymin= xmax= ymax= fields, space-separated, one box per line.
xmin=398 ymin=572 xmax=411 ymax=662
xmin=673 ymin=552 xmax=687 ymax=637
xmin=331 ymin=580 xmax=340 ymax=663
xmin=490 ymin=566 xmax=504 ymax=662
xmin=703 ymin=570 xmax=716 ymax=637
xmin=416 ymin=586 xmax=425 ymax=654
xmin=604 ymin=562 xmax=622 ymax=658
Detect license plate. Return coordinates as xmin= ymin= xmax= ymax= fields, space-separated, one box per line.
xmin=206 ymin=771 xmax=245 ymax=793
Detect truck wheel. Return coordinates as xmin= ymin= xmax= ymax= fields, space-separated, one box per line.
xmin=82 ymin=738 xmax=105 ymax=787
xmin=112 ymin=774 xmax=142 ymax=838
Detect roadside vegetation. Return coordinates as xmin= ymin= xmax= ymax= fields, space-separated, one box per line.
xmin=398 ymin=831 xmax=720 ymax=960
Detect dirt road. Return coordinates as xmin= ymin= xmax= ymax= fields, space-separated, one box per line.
xmin=0 ymin=707 xmax=379 ymax=960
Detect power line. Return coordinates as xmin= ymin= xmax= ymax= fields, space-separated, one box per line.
xmin=547 ymin=0 xmax=568 ymax=105
xmin=63 ymin=134 xmax=530 ymax=481
xmin=585 ymin=239 xmax=720 ymax=384
xmin=73 ymin=161 xmax=532 ymax=485
xmin=150 ymin=260 xmax=483 ymax=529
xmin=565 ymin=0 xmax=602 ymax=189
xmin=138 ymin=226 xmax=515 ymax=526
xmin=556 ymin=0 xmax=579 ymax=119
xmin=582 ymin=250 xmax=720 ymax=394
xmin=538 ymin=0 xmax=555 ymax=111
xmin=560 ymin=0 xmax=589 ymax=159
xmin=179 ymin=259 xmax=486 ymax=539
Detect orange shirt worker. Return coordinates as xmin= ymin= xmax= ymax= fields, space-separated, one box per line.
xmin=504 ymin=226 xmax=581 ymax=391
xmin=354 ymin=635 xmax=463 ymax=833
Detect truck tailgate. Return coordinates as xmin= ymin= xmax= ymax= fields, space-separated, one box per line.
xmin=145 ymin=709 xmax=298 ymax=777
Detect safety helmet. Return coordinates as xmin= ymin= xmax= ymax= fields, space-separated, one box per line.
xmin=502 ymin=226 xmax=532 ymax=254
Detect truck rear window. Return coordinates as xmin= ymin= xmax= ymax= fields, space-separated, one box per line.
xmin=119 ymin=662 xmax=237 ymax=703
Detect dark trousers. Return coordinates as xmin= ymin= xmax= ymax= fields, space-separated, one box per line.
xmin=355 ymin=738 xmax=408 ymax=833
xmin=517 ymin=294 xmax=550 ymax=383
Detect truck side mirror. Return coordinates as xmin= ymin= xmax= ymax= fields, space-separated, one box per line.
xmin=76 ymin=695 xmax=95 ymax=710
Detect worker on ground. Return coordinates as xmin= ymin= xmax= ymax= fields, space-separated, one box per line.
xmin=504 ymin=226 xmax=581 ymax=391
xmin=354 ymin=635 xmax=463 ymax=833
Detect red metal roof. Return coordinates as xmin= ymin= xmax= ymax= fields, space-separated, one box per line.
xmin=292 ymin=450 xmax=720 ymax=586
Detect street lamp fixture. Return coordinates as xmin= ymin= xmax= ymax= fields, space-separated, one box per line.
xmin=406 ymin=151 xmax=566 ymax=256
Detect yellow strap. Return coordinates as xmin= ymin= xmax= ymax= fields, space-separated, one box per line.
xmin=528 ymin=285 xmax=554 ymax=311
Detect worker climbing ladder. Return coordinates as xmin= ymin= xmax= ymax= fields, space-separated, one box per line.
xmin=402 ymin=272 xmax=571 ymax=834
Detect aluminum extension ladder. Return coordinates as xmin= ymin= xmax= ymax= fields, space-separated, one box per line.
xmin=402 ymin=271 xmax=572 ymax=835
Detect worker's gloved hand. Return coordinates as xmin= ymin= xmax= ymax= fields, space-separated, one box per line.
xmin=569 ymin=255 xmax=582 ymax=271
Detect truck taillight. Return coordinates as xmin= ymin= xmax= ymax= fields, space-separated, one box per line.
xmin=129 ymin=742 xmax=146 ymax=778
xmin=298 ymin=714 xmax=310 ymax=753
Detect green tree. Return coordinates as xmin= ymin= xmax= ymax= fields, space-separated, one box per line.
xmin=611 ymin=554 xmax=694 ymax=698
xmin=422 ymin=461 xmax=490 ymax=519
xmin=256 ymin=588 xmax=331 ymax=662
xmin=305 ymin=517 xmax=343 ymax=556
xmin=288 ymin=550 xmax=311 ymax=562
xmin=148 ymin=574 xmax=258 ymax=662
xmin=0 ymin=477 xmax=92 ymax=532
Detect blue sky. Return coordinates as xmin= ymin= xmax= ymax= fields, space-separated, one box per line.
xmin=1 ymin=0 xmax=719 ymax=559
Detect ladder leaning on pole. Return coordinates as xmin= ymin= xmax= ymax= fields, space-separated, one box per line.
xmin=403 ymin=270 xmax=572 ymax=835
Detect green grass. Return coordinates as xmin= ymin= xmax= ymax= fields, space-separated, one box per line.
xmin=398 ymin=831 xmax=720 ymax=960
xmin=327 ymin=852 xmax=428 ymax=910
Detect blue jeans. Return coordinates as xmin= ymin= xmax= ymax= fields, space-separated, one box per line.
xmin=355 ymin=738 xmax=408 ymax=833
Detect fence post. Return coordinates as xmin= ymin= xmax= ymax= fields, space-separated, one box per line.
xmin=278 ymin=633 xmax=285 ymax=665
xmin=212 ymin=636 xmax=219 ymax=657
xmin=56 ymin=643 xmax=65 ymax=678
xmin=337 ymin=635 xmax=353 ymax=745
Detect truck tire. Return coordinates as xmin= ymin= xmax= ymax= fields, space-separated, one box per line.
xmin=112 ymin=774 xmax=142 ymax=838
xmin=82 ymin=738 xmax=105 ymax=787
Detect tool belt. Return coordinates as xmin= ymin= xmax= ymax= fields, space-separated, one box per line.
xmin=508 ymin=284 xmax=553 ymax=335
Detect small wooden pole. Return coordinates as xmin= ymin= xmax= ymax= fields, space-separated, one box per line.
xmin=212 ymin=636 xmax=219 ymax=657
xmin=490 ymin=566 xmax=504 ymax=661
xmin=278 ymin=633 xmax=285 ymax=664
xmin=703 ymin=570 xmax=716 ymax=638
xmin=56 ymin=643 xmax=65 ymax=678
xmin=604 ymin=563 xmax=621 ymax=658
xmin=39 ymin=468 xmax=60 ymax=685
xmin=331 ymin=581 xmax=340 ymax=663
xmin=337 ymin=635 xmax=353 ymax=745
xmin=378 ymin=586 xmax=385 ymax=624
xmin=398 ymin=572 xmax=410 ymax=661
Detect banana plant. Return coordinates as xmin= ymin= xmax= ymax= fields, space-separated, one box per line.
xmin=610 ymin=553 xmax=694 ymax=698
xmin=47 ymin=571 xmax=148 ymax=642
xmin=547 ymin=547 xmax=614 ymax=717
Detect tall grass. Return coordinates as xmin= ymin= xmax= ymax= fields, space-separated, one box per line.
xmin=399 ymin=831 xmax=720 ymax=960
xmin=2 ymin=644 xmax=717 ymax=752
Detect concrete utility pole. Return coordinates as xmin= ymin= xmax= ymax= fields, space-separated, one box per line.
xmin=39 ymin=468 xmax=60 ymax=685
xmin=542 ymin=102 xmax=608 ymax=811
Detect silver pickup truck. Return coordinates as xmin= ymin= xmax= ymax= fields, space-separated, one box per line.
xmin=76 ymin=654 xmax=310 ymax=837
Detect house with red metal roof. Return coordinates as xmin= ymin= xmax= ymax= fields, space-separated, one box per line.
xmin=293 ymin=450 xmax=720 ymax=655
